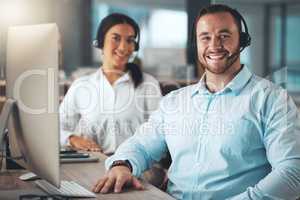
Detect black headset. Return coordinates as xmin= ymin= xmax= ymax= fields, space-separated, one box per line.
xmin=231 ymin=8 xmax=251 ymax=49
xmin=192 ymin=7 xmax=251 ymax=50
xmin=93 ymin=14 xmax=140 ymax=52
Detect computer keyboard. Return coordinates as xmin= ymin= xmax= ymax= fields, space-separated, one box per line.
xmin=60 ymin=157 xmax=99 ymax=163
xmin=35 ymin=180 xmax=96 ymax=198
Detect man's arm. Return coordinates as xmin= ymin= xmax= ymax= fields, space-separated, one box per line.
xmin=93 ymin=102 xmax=168 ymax=193
xmin=106 ymin=117 xmax=167 ymax=176
xmin=229 ymin=89 xmax=300 ymax=200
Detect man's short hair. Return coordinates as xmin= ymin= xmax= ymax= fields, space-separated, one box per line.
xmin=193 ymin=4 xmax=251 ymax=49
xmin=196 ymin=4 xmax=243 ymax=34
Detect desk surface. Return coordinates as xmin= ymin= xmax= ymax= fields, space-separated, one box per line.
xmin=0 ymin=153 xmax=175 ymax=200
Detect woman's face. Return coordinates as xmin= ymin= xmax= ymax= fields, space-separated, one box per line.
xmin=102 ymin=23 xmax=136 ymax=71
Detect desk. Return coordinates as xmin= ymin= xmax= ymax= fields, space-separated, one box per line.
xmin=0 ymin=153 xmax=175 ymax=200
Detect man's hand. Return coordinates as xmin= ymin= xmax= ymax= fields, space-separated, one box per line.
xmin=92 ymin=166 xmax=144 ymax=193
xmin=69 ymin=135 xmax=102 ymax=152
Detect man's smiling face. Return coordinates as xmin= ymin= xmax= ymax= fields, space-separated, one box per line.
xmin=196 ymin=12 xmax=240 ymax=74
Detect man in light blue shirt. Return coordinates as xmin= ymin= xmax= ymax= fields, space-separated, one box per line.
xmin=92 ymin=4 xmax=300 ymax=199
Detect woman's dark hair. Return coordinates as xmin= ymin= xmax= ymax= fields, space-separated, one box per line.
xmin=95 ymin=13 xmax=143 ymax=88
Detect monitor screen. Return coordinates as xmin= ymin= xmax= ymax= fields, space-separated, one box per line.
xmin=6 ymin=23 xmax=60 ymax=187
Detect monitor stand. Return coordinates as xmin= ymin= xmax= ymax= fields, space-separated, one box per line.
xmin=0 ymin=98 xmax=19 ymax=172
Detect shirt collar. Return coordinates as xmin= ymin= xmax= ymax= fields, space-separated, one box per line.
xmin=224 ymin=65 xmax=252 ymax=94
xmin=116 ymin=72 xmax=131 ymax=84
xmin=191 ymin=65 xmax=252 ymax=97
xmin=191 ymin=72 xmax=208 ymax=97
xmin=97 ymin=68 xmax=131 ymax=84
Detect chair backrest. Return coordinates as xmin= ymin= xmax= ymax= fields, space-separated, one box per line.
xmin=160 ymin=81 xmax=181 ymax=96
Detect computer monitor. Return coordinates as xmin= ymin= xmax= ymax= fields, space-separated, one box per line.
xmin=3 ymin=23 xmax=60 ymax=187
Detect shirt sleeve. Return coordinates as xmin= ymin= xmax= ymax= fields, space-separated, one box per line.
xmin=228 ymin=89 xmax=300 ymax=200
xmin=105 ymin=100 xmax=167 ymax=177
xmin=59 ymin=81 xmax=81 ymax=146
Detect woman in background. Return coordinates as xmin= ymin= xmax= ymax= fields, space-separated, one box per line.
xmin=59 ymin=13 xmax=162 ymax=155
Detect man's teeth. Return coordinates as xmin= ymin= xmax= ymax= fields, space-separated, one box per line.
xmin=207 ymin=54 xmax=226 ymax=60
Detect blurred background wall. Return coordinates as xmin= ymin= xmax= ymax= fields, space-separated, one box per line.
xmin=0 ymin=0 xmax=299 ymax=105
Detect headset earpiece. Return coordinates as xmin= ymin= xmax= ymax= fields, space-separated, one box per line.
xmin=94 ymin=27 xmax=104 ymax=49
xmin=240 ymin=31 xmax=251 ymax=48
xmin=134 ymin=33 xmax=140 ymax=51
xmin=135 ymin=42 xmax=139 ymax=51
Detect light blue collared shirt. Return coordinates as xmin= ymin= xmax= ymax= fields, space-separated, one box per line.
xmin=106 ymin=66 xmax=300 ymax=200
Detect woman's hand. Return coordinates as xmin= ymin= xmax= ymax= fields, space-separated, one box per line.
xmin=92 ymin=166 xmax=144 ymax=193
xmin=69 ymin=135 xmax=102 ymax=152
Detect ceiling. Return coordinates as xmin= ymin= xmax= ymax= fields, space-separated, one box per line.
xmin=97 ymin=0 xmax=299 ymax=10
xmin=214 ymin=0 xmax=299 ymax=4
xmin=95 ymin=0 xmax=185 ymax=10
